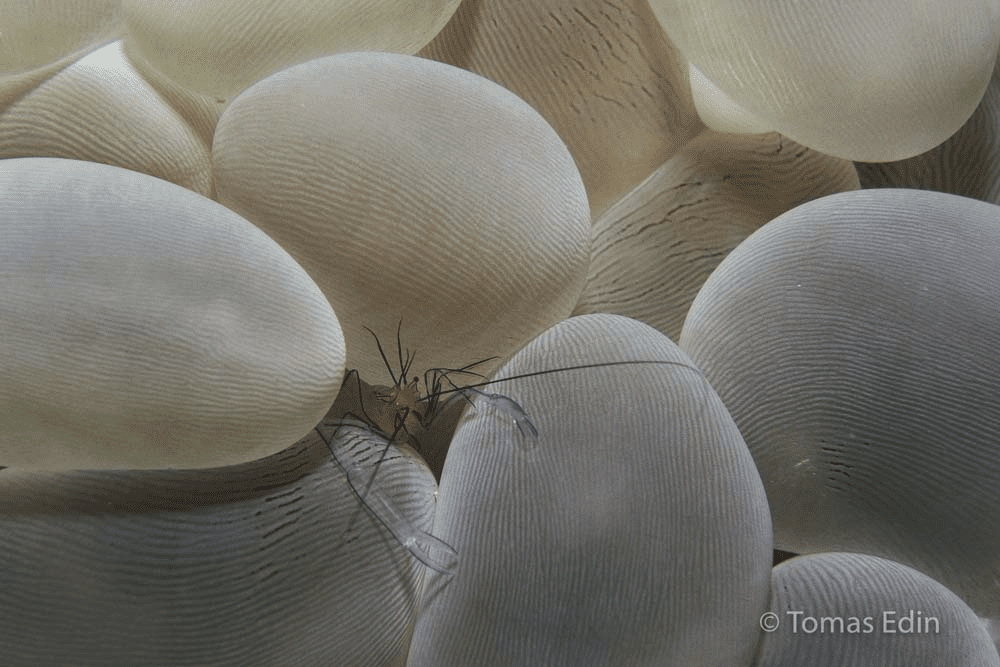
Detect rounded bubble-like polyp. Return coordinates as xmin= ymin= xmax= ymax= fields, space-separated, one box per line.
xmin=0 ymin=420 xmax=438 ymax=664
xmin=0 ymin=42 xmax=212 ymax=196
xmin=418 ymin=0 xmax=702 ymax=217
xmin=573 ymin=129 xmax=859 ymax=341
xmin=753 ymin=553 xmax=1000 ymax=666
xmin=122 ymin=0 xmax=463 ymax=98
xmin=0 ymin=158 xmax=345 ymax=470
xmin=647 ymin=0 xmax=1000 ymax=161
xmin=213 ymin=52 xmax=590 ymax=384
xmin=408 ymin=314 xmax=773 ymax=666
xmin=680 ymin=188 xmax=1000 ymax=616
xmin=0 ymin=0 xmax=120 ymax=76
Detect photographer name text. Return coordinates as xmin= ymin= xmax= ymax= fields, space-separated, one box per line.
xmin=759 ymin=610 xmax=940 ymax=634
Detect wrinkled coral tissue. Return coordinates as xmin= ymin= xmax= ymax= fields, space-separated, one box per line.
xmin=2 ymin=1 xmax=1000 ymax=665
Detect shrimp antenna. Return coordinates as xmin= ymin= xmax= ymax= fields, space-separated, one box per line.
xmin=420 ymin=356 xmax=499 ymax=419
xmin=364 ymin=326 xmax=398 ymax=386
xmin=422 ymin=357 xmax=498 ymax=392
xmin=395 ymin=320 xmax=417 ymax=386
xmin=422 ymin=359 xmax=705 ymax=402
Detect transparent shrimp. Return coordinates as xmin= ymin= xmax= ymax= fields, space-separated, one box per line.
xmin=314 ymin=419 xmax=458 ymax=576
xmin=319 ymin=324 xmax=706 ymax=575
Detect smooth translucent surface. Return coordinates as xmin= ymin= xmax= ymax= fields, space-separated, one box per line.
xmin=0 ymin=0 xmax=120 ymax=75
xmin=856 ymin=58 xmax=1000 ymax=204
xmin=0 ymin=416 xmax=438 ymax=665
xmin=213 ymin=52 xmax=590 ymax=384
xmin=647 ymin=0 xmax=1000 ymax=161
xmin=122 ymin=0 xmax=462 ymax=98
xmin=419 ymin=0 xmax=702 ymax=216
xmin=574 ymin=130 xmax=859 ymax=340
xmin=409 ymin=314 xmax=772 ymax=666
xmin=0 ymin=41 xmax=212 ymax=196
xmin=755 ymin=553 xmax=1000 ymax=666
xmin=680 ymin=188 xmax=1000 ymax=615
xmin=0 ymin=158 xmax=345 ymax=470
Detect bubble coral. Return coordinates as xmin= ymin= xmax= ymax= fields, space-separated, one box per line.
xmin=0 ymin=410 xmax=439 ymax=665
xmin=754 ymin=553 xmax=1000 ymax=666
xmin=0 ymin=41 xmax=212 ymax=195
xmin=856 ymin=58 xmax=1000 ymax=204
xmin=212 ymin=51 xmax=590 ymax=383
xmin=646 ymin=0 xmax=1000 ymax=161
xmin=419 ymin=0 xmax=703 ymax=216
xmin=4 ymin=0 xmax=1000 ymax=662
xmin=409 ymin=314 xmax=772 ymax=666
xmin=121 ymin=0 xmax=463 ymax=99
xmin=0 ymin=157 xmax=344 ymax=470
xmin=573 ymin=129 xmax=859 ymax=340
xmin=0 ymin=0 xmax=120 ymax=77
xmin=680 ymin=188 xmax=1000 ymax=616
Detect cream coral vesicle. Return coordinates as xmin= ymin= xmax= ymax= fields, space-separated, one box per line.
xmin=409 ymin=314 xmax=772 ymax=666
xmin=0 ymin=158 xmax=345 ymax=470
xmin=212 ymin=52 xmax=591 ymax=384
xmin=647 ymin=0 xmax=1000 ymax=161
xmin=121 ymin=0 xmax=464 ymax=99
xmin=680 ymin=188 xmax=1000 ymax=617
